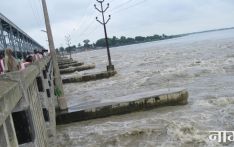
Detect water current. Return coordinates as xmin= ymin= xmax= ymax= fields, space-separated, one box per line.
xmin=57 ymin=29 xmax=234 ymax=147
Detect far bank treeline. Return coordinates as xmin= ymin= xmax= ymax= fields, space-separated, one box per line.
xmin=57 ymin=34 xmax=183 ymax=52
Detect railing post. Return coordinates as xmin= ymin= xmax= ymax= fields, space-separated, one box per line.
xmin=5 ymin=115 xmax=18 ymax=147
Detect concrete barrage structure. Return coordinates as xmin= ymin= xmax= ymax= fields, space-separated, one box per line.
xmin=57 ymin=88 xmax=188 ymax=125
xmin=0 ymin=56 xmax=57 ymax=147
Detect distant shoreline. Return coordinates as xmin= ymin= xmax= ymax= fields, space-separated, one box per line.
xmin=180 ymin=27 xmax=234 ymax=36
xmin=61 ymin=27 xmax=234 ymax=54
xmin=71 ymin=35 xmax=185 ymax=53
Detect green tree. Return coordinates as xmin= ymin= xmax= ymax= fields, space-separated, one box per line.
xmin=88 ymin=33 xmax=174 ymax=49
xmin=83 ymin=39 xmax=90 ymax=48
xmin=56 ymin=49 xmax=59 ymax=53
xmin=71 ymin=45 xmax=76 ymax=51
xmin=65 ymin=46 xmax=71 ymax=52
xmin=120 ymin=36 xmax=127 ymax=45
xmin=111 ymin=36 xmax=119 ymax=46
xmin=126 ymin=37 xmax=135 ymax=44
xmin=152 ymin=34 xmax=161 ymax=40
xmin=135 ymin=36 xmax=145 ymax=42
xmin=59 ymin=47 xmax=64 ymax=52
xmin=59 ymin=47 xmax=65 ymax=56
xmin=96 ymin=38 xmax=106 ymax=47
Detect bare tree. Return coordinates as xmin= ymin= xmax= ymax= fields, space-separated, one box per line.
xmin=65 ymin=35 xmax=72 ymax=59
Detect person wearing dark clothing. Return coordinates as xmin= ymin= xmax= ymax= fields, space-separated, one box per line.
xmin=0 ymin=52 xmax=4 ymax=74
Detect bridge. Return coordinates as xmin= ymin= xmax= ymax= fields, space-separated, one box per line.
xmin=0 ymin=13 xmax=44 ymax=58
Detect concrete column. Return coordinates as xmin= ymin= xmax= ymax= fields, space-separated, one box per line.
xmin=29 ymin=80 xmax=48 ymax=146
xmin=0 ymin=124 xmax=8 ymax=147
xmin=3 ymin=123 xmax=11 ymax=147
xmin=5 ymin=115 xmax=18 ymax=147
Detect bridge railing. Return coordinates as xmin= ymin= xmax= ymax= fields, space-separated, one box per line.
xmin=0 ymin=55 xmax=57 ymax=147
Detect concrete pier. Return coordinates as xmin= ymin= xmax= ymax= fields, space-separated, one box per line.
xmin=58 ymin=61 xmax=78 ymax=66
xmin=59 ymin=62 xmax=84 ymax=69
xmin=62 ymin=70 xmax=117 ymax=84
xmin=56 ymin=88 xmax=188 ymax=125
xmin=60 ymin=64 xmax=96 ymax=74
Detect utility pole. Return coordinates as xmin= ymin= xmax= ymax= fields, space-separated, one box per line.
xmin=41 ymin=0 xmax=67 ymax=110
xmin=94 ymin=0 xmax=115 ymax=71
xmin=65 ymin=35 xmax=72 ymax=59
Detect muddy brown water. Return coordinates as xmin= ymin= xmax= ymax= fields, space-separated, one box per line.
xmin=58 ymin=29 xmax=234 ymax=147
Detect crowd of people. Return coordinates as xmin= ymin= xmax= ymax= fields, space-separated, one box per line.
xmin=0 ymin=48 xmax=48 ymax=74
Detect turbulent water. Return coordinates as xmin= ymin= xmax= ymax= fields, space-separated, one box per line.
xmin=57 ymin=29 xmax=234 ymax=147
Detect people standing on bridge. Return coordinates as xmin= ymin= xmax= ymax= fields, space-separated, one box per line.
xmin=20 ymin=54 xmax=33 ymax=70
xmin=4 ymin=48 xmax=20 ymax=72
xmin=0 ymin=51 xmax=4 ymax=74
xmin=32 ymin=49 xmax=43 ymax=61
xmin=39 ymin=49 xmax=48 ymax=57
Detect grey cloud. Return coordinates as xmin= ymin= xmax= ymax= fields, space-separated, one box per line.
xmin=1 ymin=0 xmax=234 ymax=48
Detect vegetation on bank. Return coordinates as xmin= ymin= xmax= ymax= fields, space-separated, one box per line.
xmin=95 ymin=34 xmax=182 ymax=47
xmin=57 ymin=34 xmax=184 ymax=53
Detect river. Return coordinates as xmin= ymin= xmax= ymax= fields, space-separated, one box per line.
xmin=57 ymin=29 xmax=234 ymax=147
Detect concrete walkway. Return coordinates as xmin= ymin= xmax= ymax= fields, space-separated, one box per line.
xmin=60 ymin=64 xmax=96 ymax=74
xmin=62 ymin=70 xmax=117 ymax=84
xmin=56 ymin=88 xmax=188 ymax=125
xmin=59 ymin=62 xmax=84 ymax=69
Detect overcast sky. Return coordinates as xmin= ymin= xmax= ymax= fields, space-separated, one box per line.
xmin=1 ymin=0 xmax=234 ymax=48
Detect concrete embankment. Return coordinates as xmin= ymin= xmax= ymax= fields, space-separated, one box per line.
xmin=60 ymin=64 xmax=96 ymax=74
xmin=58 ymin=61 xmax=78 ymax=66
xmin=62 ymin=70 xmax=117 ymax=84
xmin=59 ymin=62 xmax=84 ymax=69
xmin=56 ymin=88 xmax=188 ymax=125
